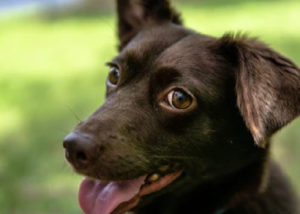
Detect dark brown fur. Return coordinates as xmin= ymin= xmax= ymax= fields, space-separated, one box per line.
xmin=63 ymin=1 xmax=300 ymax=213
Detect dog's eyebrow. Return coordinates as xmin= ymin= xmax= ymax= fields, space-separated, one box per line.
xmin=118 ymin=40 xmax=158 ymax=66
xmin=111 ymin=49 xmax=146 ymax=67
xmin=150 ymin=67 xmax=205 ymax=99
xmin=150 ymin=67 xmax=182 ymax=90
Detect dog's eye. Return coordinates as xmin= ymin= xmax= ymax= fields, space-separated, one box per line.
xmin=167 ymin=89 xmax=193 ymax=109
xmin=108 ymin=66 xmax=120 ymax=85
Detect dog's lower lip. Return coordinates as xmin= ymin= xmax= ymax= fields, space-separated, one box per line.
xmin=112 ymin=170 xmax=183 ymax=214
xmin=141 ymin=170 xmax=183 ymax=195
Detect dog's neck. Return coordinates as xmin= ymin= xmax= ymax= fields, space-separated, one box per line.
xmin=188 ymin=155 xmax=270 ymax=213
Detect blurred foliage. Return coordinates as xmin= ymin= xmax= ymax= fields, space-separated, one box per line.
xmin=0 ymin=1 xmax=300 ymax=214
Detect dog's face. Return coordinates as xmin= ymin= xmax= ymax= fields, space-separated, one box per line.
xmin=63 ymin=1 xmax=300 ymax=214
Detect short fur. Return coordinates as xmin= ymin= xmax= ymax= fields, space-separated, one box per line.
xmin=63 ymin=1 xmax=300 ymax=213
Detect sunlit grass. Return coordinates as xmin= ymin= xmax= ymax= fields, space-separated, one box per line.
xmin=182 ymin=1 xmax=300 ymax=35
xmin=0 ymin=1 xmax=300 ymax=213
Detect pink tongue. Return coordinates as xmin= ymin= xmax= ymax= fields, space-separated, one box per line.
xmin=78 ymin=176 xmax=146 ymax=214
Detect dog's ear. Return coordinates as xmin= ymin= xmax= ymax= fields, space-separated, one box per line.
xmin=215 ymin=34 xmax=300 ymax=147
xmin=116 ymin=0 xmax=182 ymax=50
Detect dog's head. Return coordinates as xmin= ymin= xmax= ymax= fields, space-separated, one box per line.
xmin=63 ymin=1 xmax=300 ymax=214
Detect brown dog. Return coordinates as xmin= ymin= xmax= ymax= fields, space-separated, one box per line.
xmin=63 ymin=1 xmax=300 ymax=213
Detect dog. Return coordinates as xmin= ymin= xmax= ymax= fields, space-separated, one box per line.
xmin=63 ymin=0 xmax=300 ymax=213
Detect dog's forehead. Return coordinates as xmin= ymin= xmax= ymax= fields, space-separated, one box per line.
xmin=121 ymin=25 xmax=218 ymax=74
xmin=152 ymin=34 xmax=226 ymax=98
xmin=154 ymin=34 xmax=216 ymax=72
xmin=121 ymin=24 xmax=192 ymax=60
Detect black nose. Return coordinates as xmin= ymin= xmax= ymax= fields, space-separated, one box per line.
xmin=63 ymin=132 xmax=97 ymax=169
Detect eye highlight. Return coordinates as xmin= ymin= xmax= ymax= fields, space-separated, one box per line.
xmin=160 ymin=87 xmax=196 ymax=112
xmin=107 ymin=66 xmax=120 ymax=86
xmin=167 ymin=89 xmax=193 ymax=109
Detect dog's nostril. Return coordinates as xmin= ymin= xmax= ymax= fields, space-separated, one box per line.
xmin=63 ymin=132 xmax=98 ymax=168
xmin=76 ymin=151 xmax=88 ymax=162
xmin=63 ymin=139 xmax=69 ymax=149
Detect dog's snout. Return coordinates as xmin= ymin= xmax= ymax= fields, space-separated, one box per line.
xmin=63 ymin=132 xmax=97 ymax=168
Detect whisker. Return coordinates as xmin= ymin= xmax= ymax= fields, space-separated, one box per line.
xmin=66 ymin=105 xmax=82 ymax=122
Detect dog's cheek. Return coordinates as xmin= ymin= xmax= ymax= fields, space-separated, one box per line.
xmin=91 ymin=140 xmax=150 ymax=180
xmin=91 ymin=120 xmax=159 ymax=179
xmin=140 ymin=115 xmax=214 ymax=170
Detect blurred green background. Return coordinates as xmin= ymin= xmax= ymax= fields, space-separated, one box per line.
xmin=0 ymin=0 xmax=300 ymax=213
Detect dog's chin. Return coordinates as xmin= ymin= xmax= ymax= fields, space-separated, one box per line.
xmin=78 ymin=169 xmax=183 ymax=214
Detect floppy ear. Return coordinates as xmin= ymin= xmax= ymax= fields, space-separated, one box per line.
xmin=217 ymin=34 xmax=300 ymax=147
xmin=116 ymin=0 xmax=182 ymax=50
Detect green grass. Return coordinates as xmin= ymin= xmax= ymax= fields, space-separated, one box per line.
xmin=0 ymin=1 xmax=300 ymax=213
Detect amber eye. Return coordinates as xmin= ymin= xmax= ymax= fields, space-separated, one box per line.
xmin=107 ymin=66 xmax=120 ymax=85
xmin=167 ymin=89 xmax=193 ymax=109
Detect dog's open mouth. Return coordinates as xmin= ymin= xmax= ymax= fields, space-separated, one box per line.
xmin=78 ymin=169 xmax=183 ymax=214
